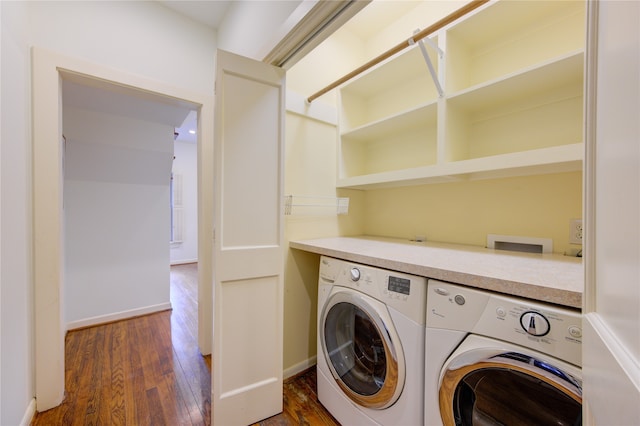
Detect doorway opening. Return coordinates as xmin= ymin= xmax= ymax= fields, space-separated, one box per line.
xmin=32 ymin=48 xmax=214 ymax=411
xmin=61 ymin=78 xmax=197 ymax=332
xmin=170 ymin=109 xmax=198 ymax=266
xmin=169 ymin=109 xmax=201 ymax=358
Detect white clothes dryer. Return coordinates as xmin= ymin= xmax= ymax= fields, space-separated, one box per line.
xmin=317 ymin=256 xmax=427 ymax=426
xmin=424 ymin=280 xmax=582 ymax=426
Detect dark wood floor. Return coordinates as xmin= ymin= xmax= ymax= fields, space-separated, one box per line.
xmin=32 ymin=263 xmax=339 ymax=426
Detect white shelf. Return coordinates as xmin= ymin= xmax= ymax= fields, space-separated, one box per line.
xmin=336 ymin=0 xmax=586 ymax=190
xmin=447 ymin=51 xmax=584 ymax=112
xmin=339 ymin=43 xmax=440 ymax=131
xmin=444 ymin=0 xmax=586 ymax=92
xmin=341 ymin=46 xmax=434 ymax=96
xmin=341 ymin=101 xmax=437 ymax=142
xmin=337 ymin=143 xmax=583 ymax=190
xmin=444 ymin=51 xmax=584 ymax=162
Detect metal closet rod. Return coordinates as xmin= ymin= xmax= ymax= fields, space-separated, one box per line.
xmin=306 ymin=0 xmax=490 ymax=103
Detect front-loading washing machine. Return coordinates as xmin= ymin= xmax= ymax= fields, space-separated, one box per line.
xmin=317 ymin=256 xmax=427 ymax=425
xmin=424 ymin=280 xmax=582 ymax=426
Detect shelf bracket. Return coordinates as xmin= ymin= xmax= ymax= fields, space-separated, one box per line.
xmin=419 ymin=33 xmax=444 ymax=58
xmin=410 ymin=29 xmax=444 ymax=98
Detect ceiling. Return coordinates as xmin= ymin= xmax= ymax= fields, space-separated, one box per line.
xmin=156 ymin=1 xmax=233 ymax=29
xmin=175 ymin=110 xmax=198 ymax=143
xmin=62 ymin=79 xmax=191 ymax=128
xmin=155 ymin=0 xmax=407 ymax=37
xmin=62 ymin=76 xmax=196 ymax=144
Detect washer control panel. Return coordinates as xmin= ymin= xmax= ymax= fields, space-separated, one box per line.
xmin=426 ymin=280 xmax=582 ymax=366
xmin=319 ymin=256 xmax=427 ymax=325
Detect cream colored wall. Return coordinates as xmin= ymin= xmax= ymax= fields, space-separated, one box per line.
xmin=287 ymin=25 xmax=366 ymax=105
xmin=362 ymin=1 xmax=466 ymax=58
xmin=283 ymin=28 xmax=368 ymax=375
xmin=364 ymin=172 xmax=582 ymax=254
xmin=282 ymin=110 xmax=365 ymax=375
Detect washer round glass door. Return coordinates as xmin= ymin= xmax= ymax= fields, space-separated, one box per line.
xmin=321 ymin=288 xmax=404 ymax=409
xmin=439 ymin=349 xmax=582 ymax=426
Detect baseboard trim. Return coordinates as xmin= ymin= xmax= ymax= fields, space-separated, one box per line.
xmin=283 ymin=355 xmax=317 ymax=380
xmin=170 ymin=258 xmax=198 ymax=266
xmin=20 ymin=398 xmax=36 ymax=426
xmin=66 ymin=302 xmax=172 ymax=331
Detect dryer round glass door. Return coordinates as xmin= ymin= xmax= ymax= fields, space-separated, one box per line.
xmin=321 ymin=289 xmax=404 ymax=409
xmin=439 ymin=350 xmax=582 ymax=426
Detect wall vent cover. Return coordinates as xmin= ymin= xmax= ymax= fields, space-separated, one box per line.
xmin=487 ymin=234 xmax=553 ymax=254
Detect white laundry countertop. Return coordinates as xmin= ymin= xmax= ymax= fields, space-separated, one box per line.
xmin=289 ymin=236 xmax=583 ymax=309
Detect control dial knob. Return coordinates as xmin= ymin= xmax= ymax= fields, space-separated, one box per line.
xmin=520 ymin=311 xmax=550 ymax=336
xmin=350 ymin=267 xmax=361 ymax=282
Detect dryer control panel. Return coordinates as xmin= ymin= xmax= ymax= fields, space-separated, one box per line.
xmin=426 ymin=280 xmax=582 ymax=366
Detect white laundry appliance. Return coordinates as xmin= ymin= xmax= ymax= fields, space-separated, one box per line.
xmin=317 ymin=256 xmax=427 ymax=426
xmin=425 ymin=280 xmax=582 ymax=426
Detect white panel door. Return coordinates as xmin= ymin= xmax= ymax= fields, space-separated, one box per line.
xmin=212 ymin=49 xmax=285 ymax=425
xmin=583 ymin=1 xmax=640 ymax=424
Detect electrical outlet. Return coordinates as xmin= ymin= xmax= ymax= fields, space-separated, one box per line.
xmin=569 ymin=219 xmax=583 ymax=244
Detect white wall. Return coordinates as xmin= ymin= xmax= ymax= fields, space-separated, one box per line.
xmin=63 ymin=107 xmax=174 ymax=328
xmin=583 ymin=1 xmax=640 ymax=423
xmin=0 ymin=2 xmax=34 ymax=425
xmin=28 ymin=1 xmax=217 ymax=95
xmin=0 ymin=1 xmax=216 ymax=423
xmin=170 ymin=140 xmax=198 ymax=264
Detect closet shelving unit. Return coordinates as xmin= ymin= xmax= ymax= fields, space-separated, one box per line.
xmin=336 ymin=0 xmax=586 ymax=190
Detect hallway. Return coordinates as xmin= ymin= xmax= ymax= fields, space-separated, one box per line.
xmin=32 ymin=264 xmax=210 ymax=425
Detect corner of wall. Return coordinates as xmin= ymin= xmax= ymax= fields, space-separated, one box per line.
xmin=19 ymin=399 xmax=36 ymax=426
